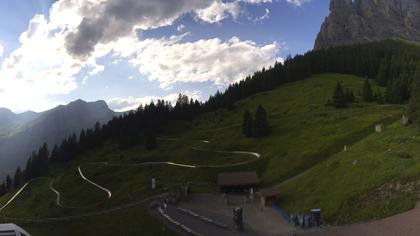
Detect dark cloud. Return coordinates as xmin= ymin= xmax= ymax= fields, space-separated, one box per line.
xmin=65 ymin=0 xmax=212 ymax=59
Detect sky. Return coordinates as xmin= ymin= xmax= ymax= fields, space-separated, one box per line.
xmin=0 ymin=0 xmax=329 ymax=113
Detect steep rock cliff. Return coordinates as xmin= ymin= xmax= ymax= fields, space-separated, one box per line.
xmin=315 ymin=0 xmax=420 ymax=49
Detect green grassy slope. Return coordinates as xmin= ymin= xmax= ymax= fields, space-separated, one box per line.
xmin=175 ymin=74 xmax=403 ymax=184
xmin=280 ymin=121 xmax=420 ymax=224
xmin=0 ymin=73 xmax=407 ymax=234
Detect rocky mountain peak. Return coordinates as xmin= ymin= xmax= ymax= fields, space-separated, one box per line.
xmin=315 ymin=0 xmax=420 ymax=49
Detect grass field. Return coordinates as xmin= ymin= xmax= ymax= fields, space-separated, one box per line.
xmin=0 ymin=73 xmax=409 ymax=234
xmin=279 ymin=120 xmax=420 ymax=224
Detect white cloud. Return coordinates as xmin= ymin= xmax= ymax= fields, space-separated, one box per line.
xmin=177 ymin=24 xmax=186 ymax=32
xmin=112 ymin=34 xmax=279 ymax=89
xmin=0 ymin=7 xmax=100 ymax=112
xmin=128 ymin=75 xmax=134 ymax=80
xmin=195 ymin=1 xmax=241 ymax=23
xmin=254 ymin=8 xmax=270 ymax=23
xmin=0 ymin=44 xmax=3 ymax=57
xmin=64 ymin=0 xmax=213 ymax=59
xmin=0 ymin=0 xmax=300 ymax=112
xmin=285 ymin=0 xmax=311 ymax=6
xmin=242 ymin=0 xmax=272 ymax=3
xmin=107 ymin=90 xmax=202 ymax=112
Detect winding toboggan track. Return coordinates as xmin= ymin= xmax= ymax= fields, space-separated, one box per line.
xmin=0 ymin=137 xmax=262 ymax=222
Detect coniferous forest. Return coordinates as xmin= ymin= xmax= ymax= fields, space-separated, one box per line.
xmin=3 ymin=39 xmax=420 ymax=196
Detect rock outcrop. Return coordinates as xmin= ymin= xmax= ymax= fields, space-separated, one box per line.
xmin=315 ymin=0 xmax=420 ymax=49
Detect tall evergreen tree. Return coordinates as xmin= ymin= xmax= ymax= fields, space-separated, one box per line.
xmin=37 ymin=143 xmax=49 ymax=177
xmin=253 ymin=105 xmax=270 ymax=137
xmin=410 ymin=63 xmax=420 ymax=126
xmin=5 ymin=175 xmax=12 ymax=191
xmin=375 ymin=89 xmax=384 ymax=104
xmin=145 ymin=133 xmax=157 ymax=150
xmin=50 ymin=144 xmax=59 ymax=163
xmin=345 ymin=89 xmax=355 ymax=103
xmin=25 ymin=155 xmax=33 ymax=181
xmin=242 ymin=110 xmax=253 ymax=137
xmin=13 ymin=167 xmax=23 ymax=189
xmin=79 ymin=129 xmax=87 ymax=152
xmin=0 ymin=182 xmax=6 ymax=196
xmin=376 ymin=58 xmax=389 ymax=86
xmin=363 ymin=79 xmax=374 ymax=102
xmin=333 ymin=82 xmax=347 ymax=108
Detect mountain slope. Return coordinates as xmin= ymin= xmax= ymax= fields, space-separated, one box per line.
xmin=0 ymin=74 xmax=405 ymax=235
xmin=0 ymin=100 xmax=116 ymax=176
xmin=0 ymin=109 xmax=39 ymax=138
xmin=279 ymin=120 xmax=420 ymax=224
xmin=315 ymin=0 xmax=420 ymax=49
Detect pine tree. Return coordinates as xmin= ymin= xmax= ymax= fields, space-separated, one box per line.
xmin=410 ymin=63 xmax=420 ymax=126
xmin=13 ymin=167 xmax=23 ymax=189
xmin=376 ymin=58 xmax=389 ymax=86
xmin=386 ymin=75 xmax=408 ymax=104
xmin=0 ymin=182 xmax=5 ymax=196
xmin=345 ymin=89 xmax=355 ymax=103
xmin=145 ymin=134 xmax=157 ymax=150
xmin=375 ymin=89 xmax=384 ymax=104
xmin=363 ymin=79 xmax=374 ymax=102
xmin=242 ymin=110 xmax=253 ymax=137
xmin=253 ymin=105 xmax=270 ymax=137
xmin=50 ymin=144 xmax=59 ymax=163
xmin=332 ymin=82 xmax=347 ymax=108
xmin=5 ymin=175 xmax=12 ymax=191
xmin=37 ymin=143 xmax=49 ymax=177
xmin=25 ymin=156 xmax=33 ymax=181
xmin=79 ymin=129 xmax=87 ymax=152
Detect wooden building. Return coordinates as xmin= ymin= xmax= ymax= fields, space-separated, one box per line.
xmin=259 ymin=186 xmax=279 ymax=207
xmin=217 ymin=171 xmax=259 ymax=194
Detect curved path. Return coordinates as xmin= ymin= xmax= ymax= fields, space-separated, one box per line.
xmin=0 ymin=177 xmax=50 ymax=213
xmin=49 ymin=179 xmax=107 ymax=209
xmin=48 ymin=181 xmax=62 ymax=207
xmin=0 ymin=137 xmax=262 ymax=222
xmin=77 ymin=166 xmax=112 ymax=199
xmin=87 ymin=138 xmax=260 ymax=169
xmin=0 ymin=183 xmax=28 ymax=213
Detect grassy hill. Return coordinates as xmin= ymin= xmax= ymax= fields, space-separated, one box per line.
xmin=279 ymin=120 xmax=420 ymax=224
xmin=0 ymin=73 xmax=407 ymax=235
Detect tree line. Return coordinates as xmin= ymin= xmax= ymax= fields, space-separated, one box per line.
xmin=5 ymin=39 xmax=420 ymax=196
xmin=242 ymin=105 xmax=270 ymax=138
xmin=0 ymin=94 xmax=202 ymax=197
xmin=328 ymin=79 xmax=385 ymax=108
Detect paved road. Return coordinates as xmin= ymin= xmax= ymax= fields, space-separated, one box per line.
xmin=179 ymin=194 xmax=295 ymax=236
xmin=162 ymin=204 xmax=259 ymax=236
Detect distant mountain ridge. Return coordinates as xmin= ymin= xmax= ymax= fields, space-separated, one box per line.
xmin=0 ymin=108 xmax=40 ymax=138
xmin=0 ymin=99 xmax=117 ymax=176
xmin=315 ymin=0 xmax=420 ymax=49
